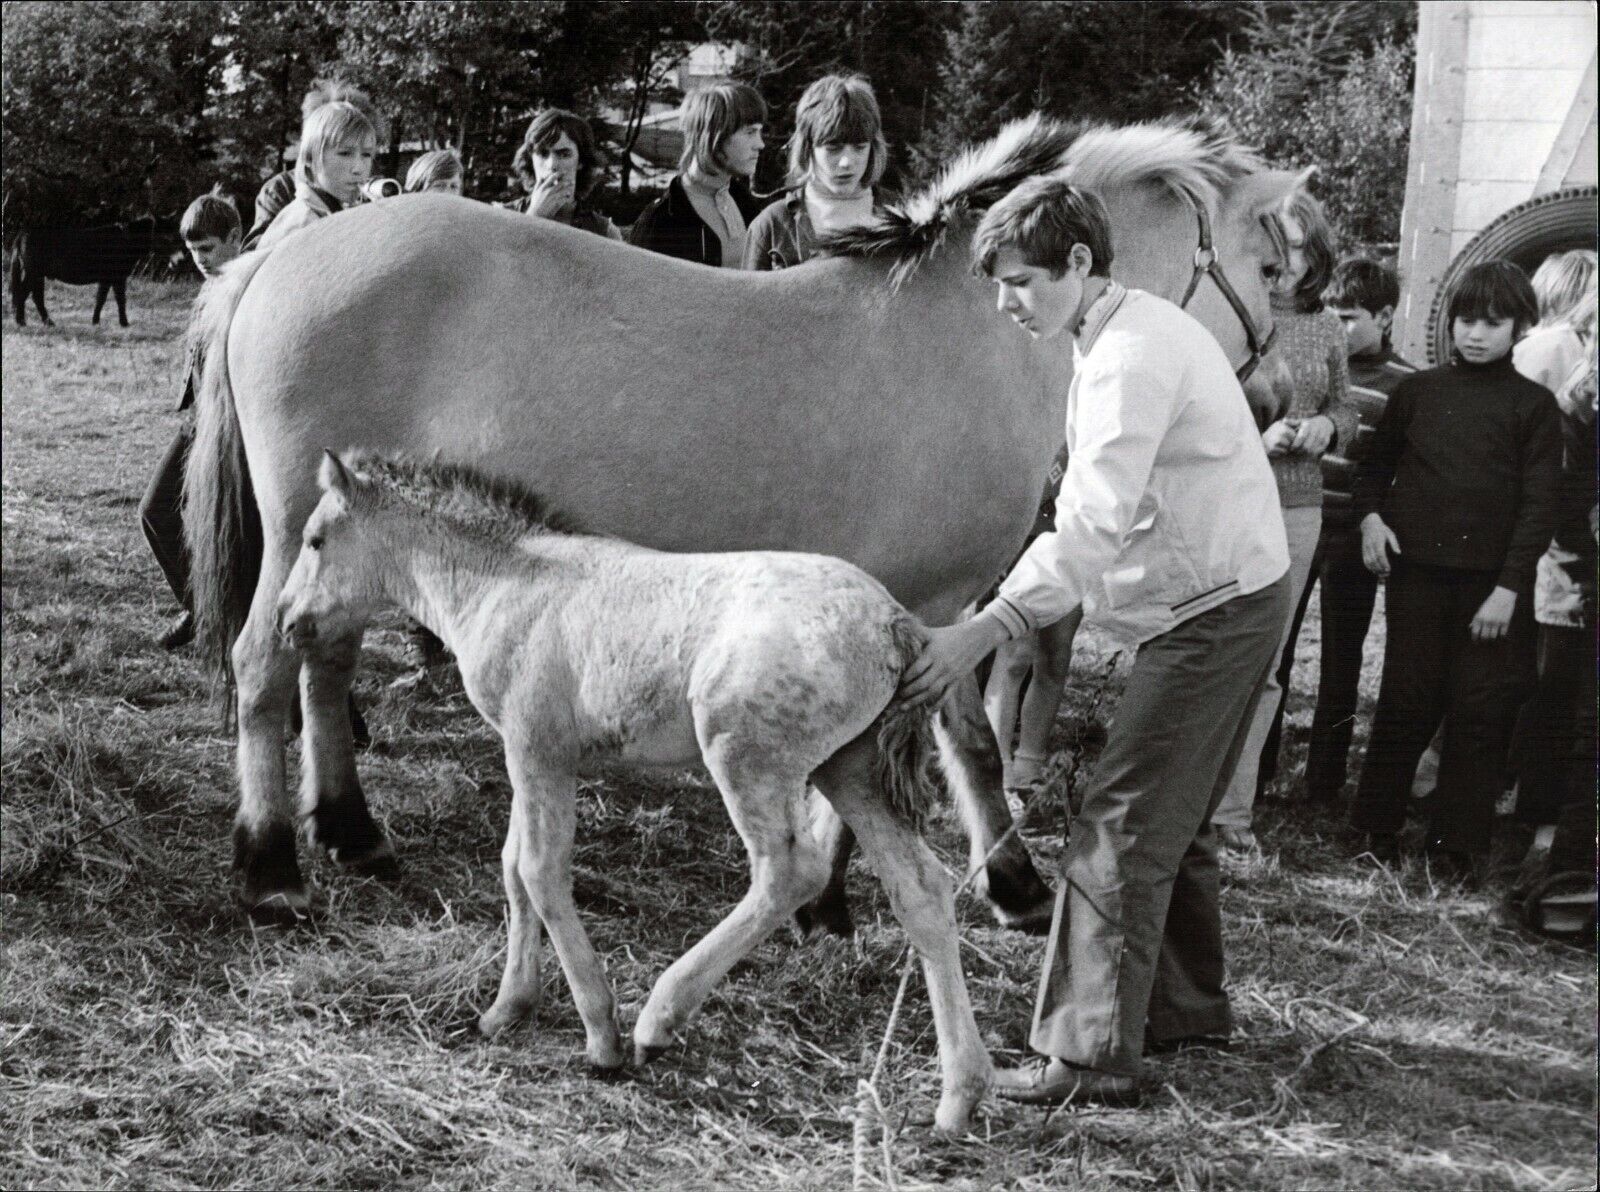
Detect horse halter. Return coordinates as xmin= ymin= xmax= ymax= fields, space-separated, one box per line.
xmin=1177 ymin=203 xmax=1277 ymax=384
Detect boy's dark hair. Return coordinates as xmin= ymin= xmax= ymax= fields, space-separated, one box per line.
xmin=972 ymin=177 xmax=1114 ymax=279
xmin=1447 ymin=260 xmax=1540 ymax=336
xmin=180 ymin=186 xmax=241 ymax=242
xmin=514 ymin=109 xmax=604 ymax=201
xmin=1324 ymin=257 xmax=1399 ymax=316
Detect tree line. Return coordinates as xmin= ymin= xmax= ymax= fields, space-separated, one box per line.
xmin=0 ymin=0 xmax=1415 ymax=244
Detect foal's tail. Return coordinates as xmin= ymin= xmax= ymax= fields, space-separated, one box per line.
xmin=182 ymin=251 xmax=271 ymax=685
xmin=875 ymin=614 xmax=941 ymax=828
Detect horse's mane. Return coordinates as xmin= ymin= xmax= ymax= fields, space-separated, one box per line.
xmin=342 ymin=449 xmax=582 ymax=543
xmin=819 ymin=114 xmax=1266 ymax=288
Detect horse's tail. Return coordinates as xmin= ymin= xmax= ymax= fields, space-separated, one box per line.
xmin=182 ymin=250 xmax=271 ymax=686
xmin=874 ymin=613 xmax=941 ymax=828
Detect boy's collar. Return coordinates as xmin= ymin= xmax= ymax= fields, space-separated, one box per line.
xmin=1074 ymin=279 xmax=1124 ymax=354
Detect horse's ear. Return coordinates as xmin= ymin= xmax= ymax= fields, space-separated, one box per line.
xmin=319 ymin=450 xmax=353 ymax=498
xmin=1230 ymin=167 xmax=1310 ymax=220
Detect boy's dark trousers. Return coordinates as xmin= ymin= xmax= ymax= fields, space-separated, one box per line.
xmin=1512 ymin=622 xmax=1597 ymax=828
xmin=1303 ymin=528 xmax=1381 ymax=798
xmin=1351 ymin=559 xmax=1535 ymax=855
xmin=140 ymin=424 xmax=193 ymax=610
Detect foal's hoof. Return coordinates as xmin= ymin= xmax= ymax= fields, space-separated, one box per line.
xmin=243 ymin=890 xmax=312 ymax=929
xmin=634 ymin=1040 xmax=671 ymax=1067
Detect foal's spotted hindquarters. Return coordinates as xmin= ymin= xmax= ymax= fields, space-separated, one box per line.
xmin=274 ymin=450 xmax=992 ymax=1134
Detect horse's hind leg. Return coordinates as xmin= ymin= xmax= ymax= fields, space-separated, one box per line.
xmin=794 ymin=789 xmax=856 ymax=938
xmin=812 ymin=732 xmax=992 ymax=1134
xmin=92 ymin=282 xmax=108 ymax=324
xmin=232 ymin=557 xmax=310 ymax=922
xmin=636 ymin=731 xmax=828 ymax=1064
xmin=935 ymin=673 xmax=1053 ymax=932
xmin=113 ymin=278 xmax=129 ymax=327
xmin=298 ymin=627 xmax=396 ymax=878
xmin=31 ymin=278 xmax=50 ymax=326
xmin=502 ymin=739 xmax=623 ymax=1069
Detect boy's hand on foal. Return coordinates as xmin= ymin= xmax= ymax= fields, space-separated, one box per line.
xmin=1470 ymin=586 xmax=1517 ymax=643
xmin=1361 ymin=514 xmax=1399 ymax=577
xmin=899 ymin=620 xmax=1008 ymax=710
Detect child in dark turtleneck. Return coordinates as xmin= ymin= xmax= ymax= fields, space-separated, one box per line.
xmin=1349 ymin=260 xmax=1563 ymax=878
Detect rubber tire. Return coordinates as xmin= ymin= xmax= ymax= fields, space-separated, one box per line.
xmin=1428 ymin=185 xmax=1600 ymax=364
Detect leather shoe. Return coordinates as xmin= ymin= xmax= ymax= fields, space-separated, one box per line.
xmin=992 ymin=1057 xmax=1142 ymax=1107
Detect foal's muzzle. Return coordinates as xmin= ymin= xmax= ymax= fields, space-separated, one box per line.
xmin=276 ymin=606 xmax=319 ymax=648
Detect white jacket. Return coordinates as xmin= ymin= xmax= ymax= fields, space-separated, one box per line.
xmin=982 ymin=284 xmax=1288 ymax=646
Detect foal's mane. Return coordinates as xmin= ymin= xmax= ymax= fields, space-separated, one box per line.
xmin=820 ymin=113 xmax=1266 ymax=288
xmin=342 ymin=450 xmax=581 ymax=543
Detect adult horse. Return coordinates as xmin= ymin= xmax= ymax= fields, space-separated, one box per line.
xmin=186 ymin=115 xmax=1303 ymax=925
xmin=10 ymin=215 xmax=162 ymax=326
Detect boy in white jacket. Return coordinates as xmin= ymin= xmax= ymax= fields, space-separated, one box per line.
xmin=902 ymin=178 xmax=1290 ymax=1106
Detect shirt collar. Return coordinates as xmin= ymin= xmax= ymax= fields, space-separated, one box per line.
xmin=1074 ymin=280 xmax=1126 ymax=357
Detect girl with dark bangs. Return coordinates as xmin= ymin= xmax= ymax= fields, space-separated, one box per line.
xmin=1349 ymin=260 xmax=1564 ymax=881
xmin=745 ymin=74 xmax=887 ymax=270
xmin=629 ymin=83 xmax=768 ymax=267
xmin=1213 ymin=191 xmax=1356 ymax=851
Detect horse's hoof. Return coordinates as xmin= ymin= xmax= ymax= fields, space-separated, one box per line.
xmin=243 ymin=890 xmax=312 ymax=929
xmin=984 ymin=858 xmax=1055 ymax=935
xmin=794 ymin=891 xmax=854 ymax=940
xmin=331 ymin=839 xmax=402 ymax=881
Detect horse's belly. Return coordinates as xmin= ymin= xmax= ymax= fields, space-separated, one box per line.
xmin=608 ymin=715 xmax=702 ymax=769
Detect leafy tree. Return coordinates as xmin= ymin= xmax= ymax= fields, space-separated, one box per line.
xmin=1196 ymin=1 xmax=1416 ymax=244
xmin=206 ymin=0 xmax=343 ymax=211
xmin=913 ymin=1 xmax=1246 ymax=178
xmin=587 ymin=1 xmax=701 ymax=196
xmin=2 ymin=0 xmax=224 ymax=229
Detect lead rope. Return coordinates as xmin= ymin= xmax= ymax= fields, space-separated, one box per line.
xmin=851 ymin=650 xmax=1122 ymax=1189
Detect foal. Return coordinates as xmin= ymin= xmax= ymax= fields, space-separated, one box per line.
xmin=275 ymin=450 xmax=992 ymax=1132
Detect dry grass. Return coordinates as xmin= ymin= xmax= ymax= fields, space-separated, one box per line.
xmin=2 ymin=279 xmax=1594 ymax=1191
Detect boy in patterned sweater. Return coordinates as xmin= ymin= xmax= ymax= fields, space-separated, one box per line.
xmin=1301 ymin=258 xmax=1417 ymax=801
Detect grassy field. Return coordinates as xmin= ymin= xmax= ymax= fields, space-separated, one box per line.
xmin=2 ymin=278 xmax=1594 ymax=1191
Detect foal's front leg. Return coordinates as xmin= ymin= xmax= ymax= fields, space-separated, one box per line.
xmin=480 ymin=792 xmax=544 ymax=1037
xmin=497 ymin=739 xmax=623 ymax=1069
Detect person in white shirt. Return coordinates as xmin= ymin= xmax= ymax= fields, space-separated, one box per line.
xmin=1514 ymin=249 xmax=1595 ymax=394
xmin=901 ymin=178 xmax=1291 ymax=1107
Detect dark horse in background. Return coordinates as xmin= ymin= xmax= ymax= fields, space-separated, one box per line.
xmin=9 ymin=215 xmax=161 ymax=327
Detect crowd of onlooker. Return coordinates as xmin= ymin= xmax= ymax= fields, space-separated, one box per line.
xmin=143 ymin=71 xmax=1595 ymax=942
